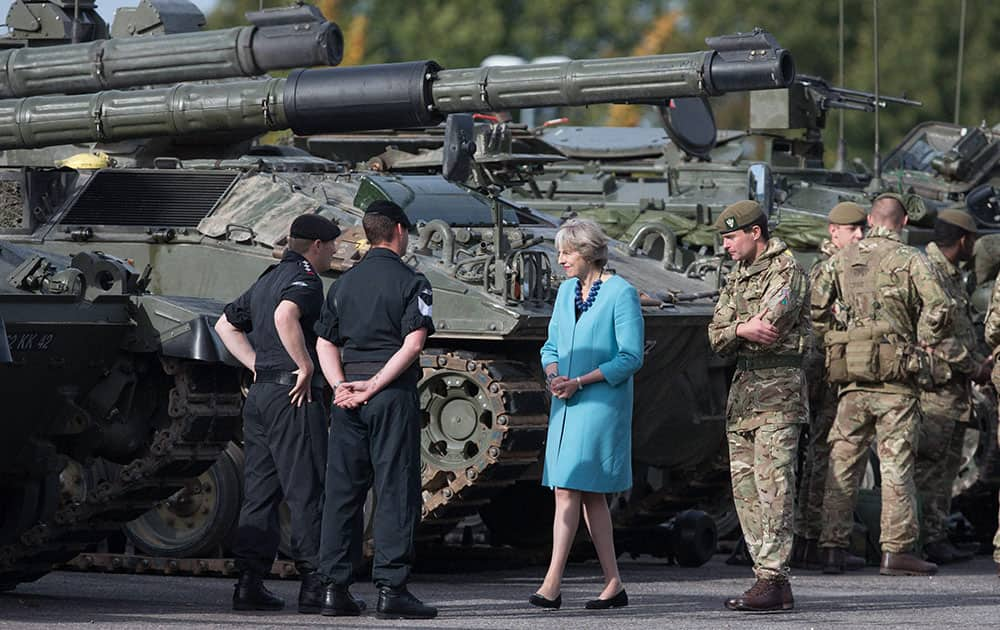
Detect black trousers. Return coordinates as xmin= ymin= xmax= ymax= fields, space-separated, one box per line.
xmin=232 ymin=382 xmax=327 ymax=575
xmin=319 ymin=382 xmax=421 ymax=588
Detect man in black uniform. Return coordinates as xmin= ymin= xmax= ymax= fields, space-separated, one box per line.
xmin=315 ymin=199 xmax=437 ymax=619
xmin=214 ymin=213 xmax=340 ymax=613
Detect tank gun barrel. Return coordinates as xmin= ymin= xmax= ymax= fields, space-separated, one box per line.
xmin=0 ymin=5 xmax=343 ymax=98
xmin=432 ymin=28 xmax=794 ymax=112
xmin=0 ymin=30 xmax=795 ymax=150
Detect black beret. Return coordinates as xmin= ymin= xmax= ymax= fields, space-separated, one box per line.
xmin=289 ymin=213 xmax=341 ymax=242
xmin=364 ymin=199 xmax=413 ymax=228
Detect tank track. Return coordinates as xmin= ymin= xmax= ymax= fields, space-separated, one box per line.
xmin=0 ymin=358 xmax=242 ymax=588
xmin=413 ymin=350 xmax=550 ymax=541
xmin=45 ymin=350 xmax=547 ymax=578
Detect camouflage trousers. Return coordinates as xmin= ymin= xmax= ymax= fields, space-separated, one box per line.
xmin=820 ymin=390 xmax=920 ymax=553
xmin=914 ymin=390 xmax=967 ymax=545
xmin=728 ymin=423 xmax=800 ymax=581
xmin=794 ymin=382 xmax=837 ymax=540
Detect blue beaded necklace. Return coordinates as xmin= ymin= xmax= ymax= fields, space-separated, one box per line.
xmin=575 ymin=276 xmax=603 ymax=312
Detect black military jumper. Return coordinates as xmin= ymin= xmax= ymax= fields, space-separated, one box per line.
xmin=315 ymin=247 xmax=434 ymax=588
xmin=224 ymin=250 xmax=328 ymax=575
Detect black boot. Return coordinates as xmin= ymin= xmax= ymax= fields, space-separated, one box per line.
xmin=321 ymin=583 xmax=367 ymax=617
xmin=297 ymin=571 xmax=326 ymax=614
xmin=232 ymin=571 xmax=284 ymax=611
xmin=376 ymin=586 xmax=438 ymax=620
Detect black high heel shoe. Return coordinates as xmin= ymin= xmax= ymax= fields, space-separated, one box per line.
xmin=585 ymin=589 xmax=628 ymax=610
xmin=528 ymin=593 xmax=562 ymax=609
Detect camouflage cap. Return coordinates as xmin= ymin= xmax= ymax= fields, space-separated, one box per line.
xmin=828 ymin=201 xmax=867 ymax=225
xmin=714 ymin=200 xmax=764 ymax=234
xmin=937 ymin=207 xmax=978 ymax=234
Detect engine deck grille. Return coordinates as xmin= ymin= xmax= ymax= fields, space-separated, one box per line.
xmin=61 ymin=170 xmax=239 ymax=227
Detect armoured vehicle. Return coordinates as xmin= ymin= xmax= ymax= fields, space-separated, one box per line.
xmin=306 ymin=77 xmax=1000 ymax=546
xmin=0 ymin=198 xmax=246 ymax=590
xmin=0 ymin=0 xmax=798 ymax=576
xmin=305 ymin=75 xmax=923 ymax=256
xmin=0 ymin=0 xmax=344 ymax=586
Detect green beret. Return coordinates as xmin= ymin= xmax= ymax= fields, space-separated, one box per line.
xmin=828 ymin=201 xmax=867 ymax=225
xmin=937 ymin=207 xmax=978 ymax=234
xmin=714 ymin=200 xmax=765 ymax=234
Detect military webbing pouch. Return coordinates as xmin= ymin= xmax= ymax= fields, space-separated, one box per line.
xmin=825 ymin=323 xmax=907 ymax=384
xmin=824 ymin=330 xmax=850 ymax=383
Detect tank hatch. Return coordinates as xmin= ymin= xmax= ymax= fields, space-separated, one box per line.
xmin=61 ymin=169 xmax=238 ymax=227
xmin=355 ymin=174 xmax=519 ymax=227
xmin=537 ymin=126 xmax=671 ymax=159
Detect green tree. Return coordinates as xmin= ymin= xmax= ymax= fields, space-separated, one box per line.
xmin=207 ymin=1 xmax=1000 ymax=166
xmin=679 ymin=0 xmax=1000 ymax=166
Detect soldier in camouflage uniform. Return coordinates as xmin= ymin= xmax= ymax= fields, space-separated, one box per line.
xmin=814 ymin=194 xmax=951 ymax=576
xmin=708 ymin=200 xmax=809 ymax=612
xmin=917 ymin=209 xmax=987 ymax=565
xmin=793 ymin=202 xmax=867 ymax=571
xmin=980 ymin=252 xmax=1000 ymax=578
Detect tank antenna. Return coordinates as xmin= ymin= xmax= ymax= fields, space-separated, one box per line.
xmin=835 ymin=0 xmax=846 ymax=171
xmin=870 ymin=0 xmax=883 ymax=189
xmin=72 ymin=0 xmax=80 ymax=43
xmin=954 ymin=0 xmax=967 ymax=124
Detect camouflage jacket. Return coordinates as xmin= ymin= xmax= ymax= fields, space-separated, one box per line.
xmin=983 ymin=275 xmax=1000 ymax=390
xmin=709 ymin=237 xmax=810 ymax=430
xmin=922 ymin=242 xmax=982 ymax=421
xmin=813 ymin=226 xmax=952 ymax=394
xmin=986 ymin=277 xmax=1000 ymax=350
xmin=805 ymin=239 xmax=840 ymax=395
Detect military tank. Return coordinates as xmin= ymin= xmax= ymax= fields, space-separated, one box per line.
xmin=0 ymin=0 xmax=343 ymax=586
xmin=0 ymin=2 xmax=798 ymax=572
xmin=0 ymin=213 xmax=248 ymax=589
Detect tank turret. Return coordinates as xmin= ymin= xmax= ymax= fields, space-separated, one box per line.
xmin=0 ymin=28 xmax=793 ymax=150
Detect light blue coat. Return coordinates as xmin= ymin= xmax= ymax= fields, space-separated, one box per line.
xmin=540 ymin=274 xmax=644 ymax=493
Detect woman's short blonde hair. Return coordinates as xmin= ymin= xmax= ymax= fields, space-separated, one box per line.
xmin=555 ymin=218 xmax=608 ymax=268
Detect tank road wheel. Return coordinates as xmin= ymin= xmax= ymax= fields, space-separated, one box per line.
xmin=417 ymin=352 xmax=549 ymax=539
xmin=123 ymin=442 xmax=244 ymax=558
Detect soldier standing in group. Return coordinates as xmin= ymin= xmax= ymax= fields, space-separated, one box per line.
xmin=979 ymin=242 xmax=1000 ymax=579
xmin=815 ymin=194 xmax=951 ymax=576
xmin=917 ymin=209 xmax=988 ymax=565
xmin=708 ymin=200 xmax=809 ymax=612
xmin=314 ymin=200 xmax=438 ymax=619
xmin=793 ymin=202 xmax=867 ymax=571
xmin=214 ymin=214 xmax=341 ymax=613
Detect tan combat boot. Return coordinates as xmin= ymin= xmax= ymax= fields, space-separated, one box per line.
xmin=880 ymin=551 xmax=938 ymax=576
xmin=724 ymin=578 xmax=794 ymax=612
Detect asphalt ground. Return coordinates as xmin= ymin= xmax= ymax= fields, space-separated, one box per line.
xmin=1 ymin=554 xmax=998 ymax=629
